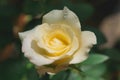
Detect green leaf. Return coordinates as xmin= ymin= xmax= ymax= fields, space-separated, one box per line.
xmin=81 ymin=54 xmax=109 ymax=65
xmin=81 ymin=64 xmax=107 ymax=77
xmin=84 ymin=76 xmax=105 ymax=80
xmin=68 ymin=70 xmax=82 ymax=80
xmin=51 ymin=70 xmax=70 ymax=80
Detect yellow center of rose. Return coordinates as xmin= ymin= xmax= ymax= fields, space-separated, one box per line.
xmin=32 ymin=23 xmax=73 ymax=58
xmin=47 ymin=30 xmax=70 ymax=50
xmin=44 ymin=29 xmax=71 ymax=57
xmin=39 ymin=24 xmax=72 ymax=57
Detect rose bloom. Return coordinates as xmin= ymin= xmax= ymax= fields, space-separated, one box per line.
xmin=19 ymin=7 xmax=97 ymax=75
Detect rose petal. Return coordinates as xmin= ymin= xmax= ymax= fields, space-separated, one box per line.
xmin=66 ymin=35 xmax=79 ymax=55
xmin=22 ymin=35 xmax=54 ymax=66
xmin=33 ymin=23 xmax=78 ymax=60
xmin=70 ymin=31 xmax=97 ymax=64
xmin=43 ymin=7 xmax=81 ymax=31
xmin=18 ymin=29 xmax=35 ymax=41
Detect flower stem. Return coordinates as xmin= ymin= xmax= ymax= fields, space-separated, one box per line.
xmin=69 ymin=65 xmax=82 ymax=72
xmin=64 ymin=70 xmax=71 ymax=80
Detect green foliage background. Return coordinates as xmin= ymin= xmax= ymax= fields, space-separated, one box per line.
xmin=0 ymin=0 xmax=120 ymax=80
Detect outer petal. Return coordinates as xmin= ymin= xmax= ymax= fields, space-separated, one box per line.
xmin=70 ymin=31 xmax=97 ymax=64
xmin=19 ymin=28 xmax=35 ymax=41
xmin=22 ymin=35 xmax=54 ymax=66
xmin=42 ymin=7 xmax=81 ymax=31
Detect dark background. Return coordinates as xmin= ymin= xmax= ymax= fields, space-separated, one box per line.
xmin=0 ymin=0 xmax=120 ymax=80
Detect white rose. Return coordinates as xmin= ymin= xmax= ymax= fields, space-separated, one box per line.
xmin=19 ymin=7 xmax=97 ymax=74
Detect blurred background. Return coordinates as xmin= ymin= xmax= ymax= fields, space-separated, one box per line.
xmin=0 ymin=0 xmax=120 ymax=80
